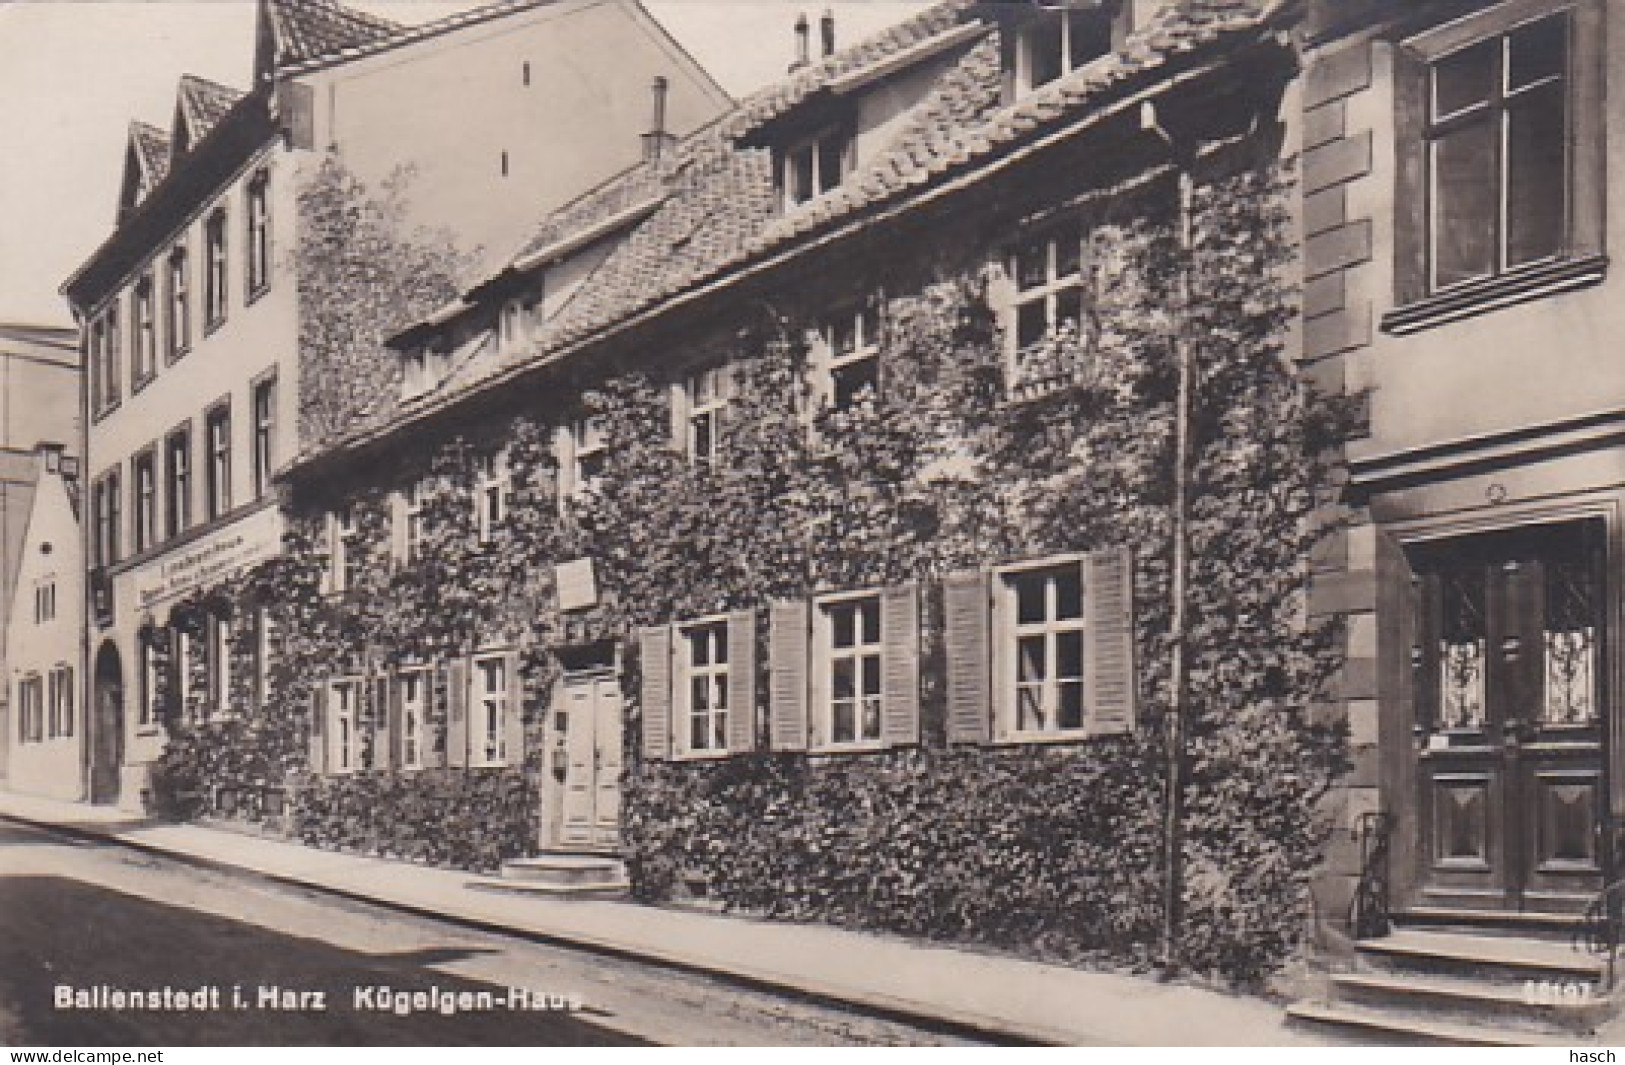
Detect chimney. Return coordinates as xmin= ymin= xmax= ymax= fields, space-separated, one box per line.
xmin=641 ymin=76 xmax=677 ymax=162
xmin=789 ymin=12 xmax=810 ymax=72
xmin=820 ymin=9 xmax=836 ymax=58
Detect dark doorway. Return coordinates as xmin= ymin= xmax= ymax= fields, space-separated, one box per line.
xmin=90 ymin=640 xmax=124 ymax=805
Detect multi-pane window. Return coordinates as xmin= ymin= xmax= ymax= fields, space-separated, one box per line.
xmin=1000 ymin=563 xmax=1086 ymax=736
xmin=132 ymin=276 xmax=157 ymax=384
xmin=558 ymin=417 xmax=607 ymax=501
xmin=252 ymin=375 xmax=276 ymax=498
xmin=90 ymin=305 xmax=121 ymax=413
xmin=204 ymin=209 xmax=228 ymax=327
xmin=48 ymin=664 xmax=73 ymax=739
xmin=17 ymin=675 xmax=43 ymax=744
xmin=1012 ymin=220 xmax=1086 ymax=362
xmin=132 ymin=450 xmax=156 ymax=553
xmin=172 ymin=625 xmax=193 ymax=718
xmin=329 ymin=679 xmax=360 ymax=773
xmin=246 ymin=171 xmax=270 ymax=296
xmin=139 ymin=634 xmax=160 ymax=727
xmin=471 ymin=654 xmax=510 ymax=767
xmin=824 ymin=305 xmax=881 ymax=409
xmin=398 ymin=667 xmax=429 ymax=770
xmin=205 ymin=611 xmax=232 ymax=718
xmin=167 ymin=245 xmax=190 ymax=357
xmin=499 ymin=299 xmax=528 ymax=352
xmin=682 ymin=366 xmax=731 ymax=463
xmin=679 ymin=621 xmax=729 ymax=754
xmin=1427 ymin=13 xmax=1569 ymax=292
xmin=476 ymin=450 xmax=510 ymax=543
xmin=401 ymin=482 xmax=426 ymax=562
xmin=818 ymin=595 xmax=883 ymax=747
xmin=328 ymin=507 xmax=360 ymax=593
xmin=1016 ymin=6 xmax=1117 ymax=94
xmin=33 ymin=581 xmax=56 ymax=624
xmin=102 ymin=470 xmax=122 ymax=567
xmin=165 ymin=426 xmax=192 ymax=538
xmin=206 ymin=404 xmax=232 ymax=520
xmin=782 ymin=130 xmax=848 ymax=209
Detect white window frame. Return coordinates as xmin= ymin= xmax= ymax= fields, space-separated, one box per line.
xmin=246 ymin=169 xmax=271 ymax=297
xmin=133 ymin=449 xmax=157 ymax=553
xmin=165 ymin=425 xmax=191 ymax=539
xmin=133 ymin=275 xmax=157 ymax=385
xmin=18 ymin=674 xmax=43 ymax=744
xmin=557 ymin=417 xmax=607 ymax=505
xmin=1014 ymin=6 xmax=1119 ymax=97
xmin=470 ymin=652 xmax=511 ymax=768
xmin=167 ymin=243 xmax=191 ymax=358
xmin=327 ymin=507 xmax=357 ymax=594
xmin=205 ymin=611 xmax=233 ymax=719
xmin=680 ymin=365 xmax=732 ymax=464
xmin=1008 ymin=221 xmax=1087 ymax=381
xmin=818 ymin=304 xmax=882 ymax=411
xmin=205 ymin=403 xmax=232 ymax=520
xmin=676 ymin=617 xmax=731 ymax=758
xmin=204 ymin=208 xmax=228 ymax=328
xmin=328 ymin=678 xmax=361 ymax=774
xmin=812 ymin=590 xmax=886 ymax=751
xmin=993 ymin=555 xmax=1089 ymax=742
xmin=398 ymin=665 xmax=431 ymax=770
xmin=781 ymin=127 xmax=851 ymax=210
xmin=172 ymin=625 xmax=193 ymax=719
xmin=476 ymin=449 xmax=511 ymax=543
xmin=252 ymin=374 xmax=276 ymax=499
xmin=398 ymin=481 xmax=426 ymax=563
xmin=48 ymin=664 xmax=73 ymax=740
xmin=139 ymin=634 xmax=160 ymax=728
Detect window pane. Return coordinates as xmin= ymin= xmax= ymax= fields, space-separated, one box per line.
xmin=1015 ymin=576 xmax=1046 ymax=625
xmin=715 ymin=675 xmax=728 ymax=715
xmin=1016 ymin=240 xmax=1049 ymax=290
xmin=1018 ymin=635 xmax=1047 ymax=683
xmin=1506 ymin=84 xmax=1567 ymax=268
xmin=1057 ymin=630 xmax=1083 ymax=682
xmin=859 ymin=598 xmax=880 ymax=645
xmin=1027 ymin=17 xmax=1063 ymax=88
xmin=832 ymin=699 xmax=855 ymax=744
xmin=1056 ymin=226 xmax=1083 ymax=278
xmin=691 ymin=676 xmax=709 ymax=712
xmin=691 ymin=711 xmax=707 ymax=751
xmin=1067 ymin=11 xmax=1111 ymax=72
xmin=712 ymin=706 xmax=728 ymax=751
xmin=861 ymin=654 xmax=881 ymax=697
xmin=1017 ymin=302 xmax=1048 ymax=350
xmin=834 ymin=358 xmax=879 ymax=407
xmin=789 ymin=146 xmax=814 ymax=203
xmin=1432 ymin=120 xmax=1498 ymax=288
xmin=832 ymin=314 xmax=857 ymax=355
xmin=690 ymin=629 xmax=710 ymax=666
xmin=713 ymin=625 xmax=728 ymax=664
xmin=832 ymin=657 xmax=856 ymax=700
xmin=817 ymin=137 xmax=844 ymax=193
xmin=1508 ymin=16 xmax=1566 ymax=92
xmin=1058 ymin=679 xmax=1084 ymax=731
xmin=1017 ymin=684 xmax=1044 ymax=731
xmin=1055 ymin=568 xmax=1082 ymax=620
xmin=862 ymin=695 xmax=881 ymax=741
xmin=832 ymin=605 xmax=855 ymax=648
xmin=1433 ymin=40 xmax=1496 ymax=119
xmin=1054 ymin=287 xmax=1083 ymax=331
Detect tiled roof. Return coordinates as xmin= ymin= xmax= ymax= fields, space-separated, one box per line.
xmin=335 ymin=0 xmax=1282 ymax=460
xmin=129 ymin=121 xmax=172 ymax=187
xmin=265 ymin=0 xmax=405 ymax=68
xmin=176 ymin=74 xmax=245 ymax=144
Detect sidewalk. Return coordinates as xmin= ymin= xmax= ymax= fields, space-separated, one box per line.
xmin=0 ymin=789 xmax=1321 ymax=1047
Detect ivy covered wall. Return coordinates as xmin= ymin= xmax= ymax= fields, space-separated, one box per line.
xmin=148 ymin=159 xmax=1356 ymax=984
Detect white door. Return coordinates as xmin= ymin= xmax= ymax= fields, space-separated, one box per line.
xmin=557 ymin=674 xmax=622 ymax=851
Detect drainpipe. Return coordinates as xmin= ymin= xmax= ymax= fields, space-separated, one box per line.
xmin=1141 ymin=99 xmax=1195 ymax=976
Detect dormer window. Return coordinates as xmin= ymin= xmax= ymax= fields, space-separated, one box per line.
xmin=1014 ymin=4 xmax=1123 ymax=96
xmin=782 ymin=128 xmax=850 ymax=210
xmin=401 ymin=343 xmax=447 ymax=401
xmin=499 ymin=298 xmax=528 ymax=352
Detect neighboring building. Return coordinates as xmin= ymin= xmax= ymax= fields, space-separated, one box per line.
xmin=5 ymin=444 xmax=84 ymax=800
xmin=59 ymin=0 xmax=730 ymax=809
xmin=0 ymin=323 xmax=79 ymax=788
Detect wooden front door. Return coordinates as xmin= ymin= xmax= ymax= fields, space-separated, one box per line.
xmin=1410 ymin=520 xmax=1608 ymax=913
xmin=553 ymin=673 xmax=623 ymax=852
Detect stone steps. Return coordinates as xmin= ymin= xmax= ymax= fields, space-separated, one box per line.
xmin=465 ymin=852 xmax=629 ymax=899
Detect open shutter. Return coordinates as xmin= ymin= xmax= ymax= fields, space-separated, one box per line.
xmin=1391 ymin=43 xmax=1429 ymax=307
xmin=1086 ymin=547 xmax=1137 ymax=735
xmin=503 ymin=650 xmax=524 ymax=768
xmin=446 ymin=659 xmax=468 ymax=769
xmin=768 ymin=600 xmax=809 ymax=752
xmin=727 ymin=610 xmax=757 ymax=753
xmin=944 ymin=572 xmax=992 ymax=745
xmin=881 ymin=584 xmax=920 ymax=746
xmin=387 ymin=672 xmax=404 ymax=769
xmin=307 ymin=684 xmax=327 ymax=774
xmin=669 ymin=382 xmax=687 ymax=454
xmin=639 ymin=626 xmax=672 ymax=762
xmin=370 ymin=674 xmax=391 ymax=770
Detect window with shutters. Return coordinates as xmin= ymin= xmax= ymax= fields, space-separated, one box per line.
xmin=814 ymin=593 xmax=884 ymax=749
xmin=998 ymin=561 xmax=1086 ymax=736
xmin=398 ymin=666 xmax=430 ymax=770
xmin=328 ymin=678 xmax=361 ymax=774
xmin=1385 ymin=0 xmax=1605 ymax=332
xmin=677 ymin=619 xmax=730 ymax=756
xmin=470 ymin=653 xmax=510 ymax=767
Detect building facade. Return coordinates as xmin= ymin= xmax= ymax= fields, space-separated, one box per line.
xmin=60 ymin=0 xmax=730 ymax=810
xmin=0 ymin=323 xmax=79 ymax=790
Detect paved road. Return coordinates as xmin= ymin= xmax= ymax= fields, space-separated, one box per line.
xmin=0 ymin=819 xmax=974 ymax=1046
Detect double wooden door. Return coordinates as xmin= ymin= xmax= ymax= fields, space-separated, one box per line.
xmin=550 ymin=672 xmax=623 ymax=852
xmin=1409 ymin=520 xmax=1608 ymax=913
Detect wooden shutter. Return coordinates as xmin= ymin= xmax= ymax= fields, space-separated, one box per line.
xmin=943 ymin=572 xmax=992 ymax=745
xmin=446 ymin=659 xmax=468 ymax=769
xmin=639 ymin=626 xmax=672 ymax=762
xmin=307 ymin=684 xmax=327 ymax=774
xmin=387 ymin=672 xmax=404 ymax=769
xmin=1086 ymin=546 xmax=1137 ymax=735
xmin=668 ymin=382 xmax=687 ymax=454
xmin=1391 ymin=43 xmax=1429 ymax=307
xmin=880 ymin=584 xmax=920 ymax=746
xmin=768 ymin=600 xmax=809 ymax=752
xmin=503 ymin=650 xmax=524 ymax=769
xmin=370 ymin=674 xmax=391 ymax=770
xmin=727 ymin=610 xmax=757 ymax=753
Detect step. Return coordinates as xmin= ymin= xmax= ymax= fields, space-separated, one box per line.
xmin=1359 ymin=929 xmax=1608 ymax=985
xmin=466 ymin=877 xmax=629 ymax=900
xmin=1398 ymin=907 xmax=1590 ymax=942
xmin=499 ymin=853 xmax=627 ymax=887
xmin=1330 ymin=971 xmax=1613 ymax=1035
xmin=1286 ymin=1001 xmax=1572 ymax=1047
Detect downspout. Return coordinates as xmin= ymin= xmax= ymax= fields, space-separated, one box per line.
xmin=1141 ymin=99 xmax=1194 ymax=975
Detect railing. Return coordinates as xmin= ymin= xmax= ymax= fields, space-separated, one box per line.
xmin=1348 ymin=810 xmax=1394 ymax=940
xmin=1577 ymin=879 xmax=1625 ymax=990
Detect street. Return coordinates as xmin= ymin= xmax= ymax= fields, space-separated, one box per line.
xmin=0 ymin=820 xmax=975 ymax=1046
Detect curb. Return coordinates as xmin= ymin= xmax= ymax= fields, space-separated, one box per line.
xmin=3 ymin=811 xmax=1063 ymax=1046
